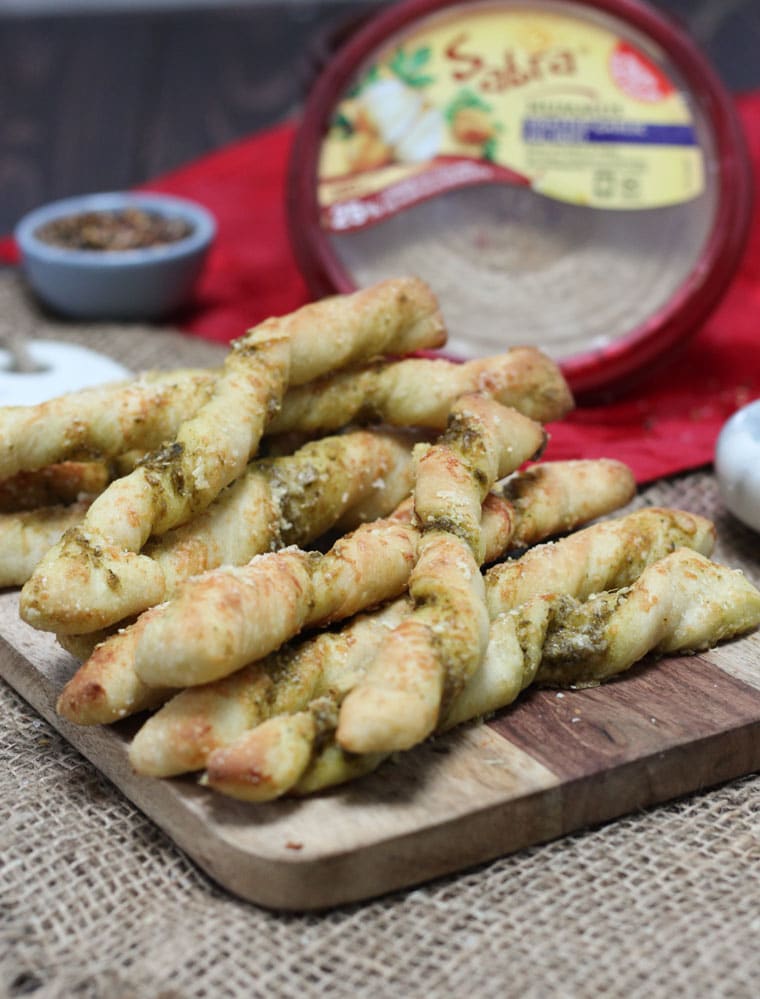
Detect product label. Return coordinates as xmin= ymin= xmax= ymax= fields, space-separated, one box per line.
xmin=318 ymin=6 xmax=704 ymax=231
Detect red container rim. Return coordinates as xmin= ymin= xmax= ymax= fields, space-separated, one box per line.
xmin=287 ymin=0 xmax=753 ymax=397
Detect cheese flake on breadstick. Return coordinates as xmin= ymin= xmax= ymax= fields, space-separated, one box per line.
xmin=131 ymin=402 xmax=543 ymax=688
xmin=269 ymin=348 xmax=572 ymax=435
xmin=338 ymin=396 xmax=539 ymax=755
xmin=0 ymin=370 xmax=216 ymax=480
xmin=127 ymin=461 xmax=635 ymax=780
xmin=21 ymin=279 xmax=445 ymax=635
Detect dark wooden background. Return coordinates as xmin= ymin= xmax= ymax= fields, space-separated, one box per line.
xmin=1 ymin=0 xmax=758 ymax=234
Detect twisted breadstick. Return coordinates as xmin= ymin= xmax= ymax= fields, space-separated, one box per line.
xmin=0 ymin=502 xmax=90 ymax=587
xmin=118 ymin=460 xmax=636 ymax=774
xmin=57 ymin=496 xmax=512 ymax=725
xmin=0 ymin=370 xmax=215 ymax=479
xmin=268 ymin=347 xmax=572 ymax=435
xmin=202 ymin=505 xmax=715 ymax=799
xmin=0 ymin=462 xmax=109 ymax=513
xmin=127 ymin=600 xmax=409 ymax=776
xmin=338 ymin=395 xmax=538 ymax=755
xmin=209 ymin=547 xmax=760 ymax=802
xmin=49 ymin=428 xmax=413 ymax=650
xmin=484 ymin=506 xmax=715 ymax=618
xmin=22 ymin=280 xmax=443 ymax=635
xmin=131 ymin=403 xmax=543 ymax=688
xmin=446 ymin=548 xmax=760 ymax=728
xmin=253 ymin=276 xmax=446 ymax=384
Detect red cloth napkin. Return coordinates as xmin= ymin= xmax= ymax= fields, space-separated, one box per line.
xmin=6 ymin=97 xmax=760 ymax=484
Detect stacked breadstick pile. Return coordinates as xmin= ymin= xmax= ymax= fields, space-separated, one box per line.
xmin=2 ymin=276 xmax=759 ymax=804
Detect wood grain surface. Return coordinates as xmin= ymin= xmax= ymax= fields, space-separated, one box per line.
xmin=2 ymin=588 xmax=759 ymax=911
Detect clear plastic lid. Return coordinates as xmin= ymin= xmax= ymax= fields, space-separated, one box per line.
xmin=290 ymin=0 xmax=751 ymax=395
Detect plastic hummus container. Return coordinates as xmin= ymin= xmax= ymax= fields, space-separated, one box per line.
xmin=288 ymin=0 xmax=751 ymax=396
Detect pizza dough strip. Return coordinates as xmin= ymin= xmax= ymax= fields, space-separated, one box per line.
xmin=0 ymin=345 xmax=567 ymax=485
xmin=51 ymin=429 xmax=415 ymax=661
xmin=268 ymin=347 xmax=573 ymax=436
xmin=0 ymin=370 xmax=216 ymax=479
xmin=0 ymin=502 xmax=91 ymax=588
xmin=4 ymin=430 xmax=413 ymax=592
xmin=21 ymin=280 xmax=443 ymax=635
xmin=207 ymin=506 xmax=715 ymax=799
xmin=0 ymin=462 xmax=110 ymax=513
xmin=445 ymin=548 xmax=760 ymax=729
xmin=212 ymin=545 xmax=759 ymax=803
xmin=132 ymin=404 xmax=543 ymax=687
xmin=337 ymin=395 xmax=538 ymax=755
xmin=61 ymin=459 xmax=632 ymax=736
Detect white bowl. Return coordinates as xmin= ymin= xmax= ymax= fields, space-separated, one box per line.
xmin=15 ymin=191 xmax=216 ymax=320
xmin=715 ymin=399 xmax=760 ymax=532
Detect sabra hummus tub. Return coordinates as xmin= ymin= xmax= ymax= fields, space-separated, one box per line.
xmin=288 ymin=0 xmax=751 ymax=396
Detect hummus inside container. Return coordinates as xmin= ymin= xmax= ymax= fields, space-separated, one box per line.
xmin=289 ymin=0 xmax=751 ymax=396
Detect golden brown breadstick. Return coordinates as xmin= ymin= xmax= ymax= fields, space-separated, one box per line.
xmin=217 ymin=503 xmax=711 ymax=798
xmin=114 ymin=459 xmax=635 ymax=771
xmin=268 ymin=348 xmax=572 ymax=435
xmin=127 ymin=600 xmax=409 ymax=776
xmin=132 ymin=403 xmax=542 ymax=688
xmin=0 ymin=462 xmax=109 ymax=512
xmin=338 ymin=396 xmax=537 ymax=754
xmin=484 ymin=506 xmax=715 ymax=618
xmin=213 ymin=545 xmax=760 ymax=802
xmin=21 ymin=280 xmax=444 ymax=635
xmin=0 ymin=370 xmax=215 ymax=479
xmin=445 ymin=549 xmax=760 ymax=727
xmin=0 ymin=502 xmax=90 ymax=588
xmin=251 ymin=276 xmax=446 ymax=386
xmin=500 ymin=458 xmax=635 ymax=548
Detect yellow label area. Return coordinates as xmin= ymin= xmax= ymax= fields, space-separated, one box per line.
xmin=319 ymin=5 xmax=704 ymax=220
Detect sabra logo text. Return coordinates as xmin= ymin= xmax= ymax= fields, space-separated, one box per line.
xmin=444 ymin=32 xmax=576 ymax=93
xmin=609 ymin=42 xmax=674 ymax=103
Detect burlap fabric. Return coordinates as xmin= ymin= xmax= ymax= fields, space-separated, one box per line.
xmin=1 ymin=273 xmax=759 ymax=999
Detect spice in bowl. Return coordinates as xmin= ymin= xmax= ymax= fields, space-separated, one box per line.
xmin=34 ymin=208 xmax=194 ymax=252
xmin=15 ymin=192 xmax=216 ymax=319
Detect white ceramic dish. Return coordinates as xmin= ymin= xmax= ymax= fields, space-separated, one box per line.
xmin=715 ymin=400 xmax=760 ymax=532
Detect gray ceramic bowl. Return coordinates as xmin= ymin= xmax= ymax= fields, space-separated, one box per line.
xmin=15 ymin=191 xmax=216 ymax=320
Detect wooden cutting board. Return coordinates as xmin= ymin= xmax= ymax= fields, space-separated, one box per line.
xmin=2 ymin=588 xmax=760 ymax=912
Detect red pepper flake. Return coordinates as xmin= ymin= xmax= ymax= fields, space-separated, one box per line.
xmin=285 ymin=841 xmax=304 ymax=851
